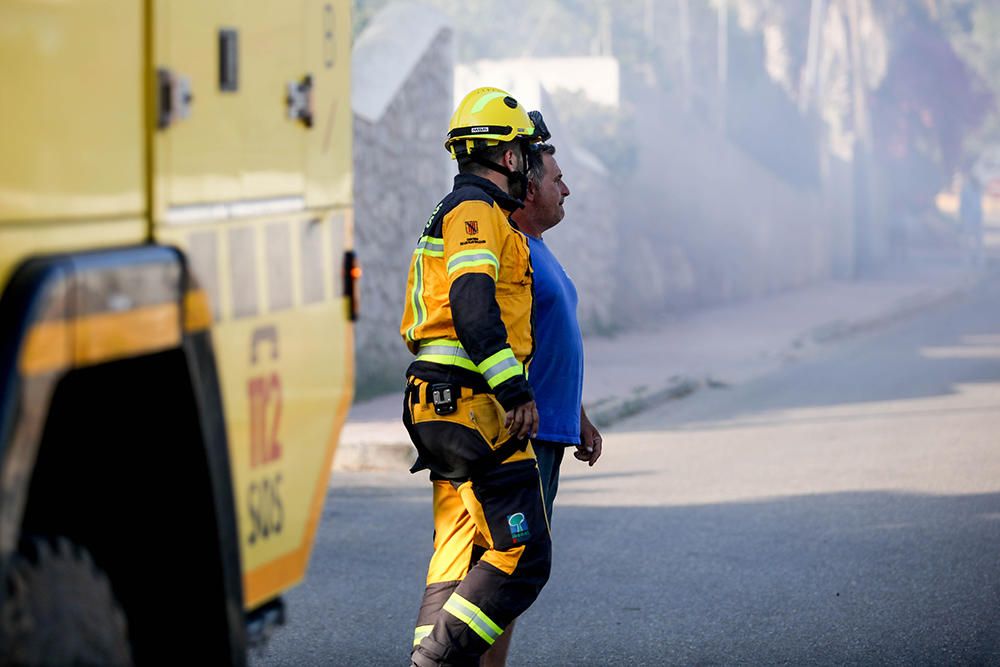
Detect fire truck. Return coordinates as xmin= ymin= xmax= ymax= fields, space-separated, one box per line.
xmin=0 ymin=1 xmax=357 ymax=664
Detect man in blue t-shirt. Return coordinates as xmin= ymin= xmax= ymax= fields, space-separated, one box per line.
xmin=515 ymin=143 xmax=603 ymax=515
xmin=481 ymin=143 xmax=602 ymax=667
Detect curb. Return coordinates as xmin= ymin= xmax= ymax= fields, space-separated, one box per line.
xmin=585 ymin=375 xmax=700 ymax=429
xmin=800 ymin=281 xmax=975 ymax=347
xmin=333 ymin=375 xmax=703 ymax=471
xmin=334 ymin=439 xmax=414 ymax=471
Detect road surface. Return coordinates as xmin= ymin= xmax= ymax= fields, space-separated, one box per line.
xmin=254 ymin=275 xmax=1000 ymax=666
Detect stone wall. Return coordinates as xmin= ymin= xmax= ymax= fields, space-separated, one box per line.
xmin=353 ymin=11 xmax=453 ymax=397
xmin=352 ymin=14 xmax=622 ymax=394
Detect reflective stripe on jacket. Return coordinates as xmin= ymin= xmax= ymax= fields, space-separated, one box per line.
xmin=400 ymin=174 xmax=534 ymax=409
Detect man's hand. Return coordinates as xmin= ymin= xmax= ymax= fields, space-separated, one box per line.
xmin=504 ymin=400 xmax=539 ymax=440
xmin=574 ymin=408 xmax=602 ymax=466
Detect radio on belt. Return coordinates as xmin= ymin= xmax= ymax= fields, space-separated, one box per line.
xmin=430 ymin=383 xmax=457 ymax=415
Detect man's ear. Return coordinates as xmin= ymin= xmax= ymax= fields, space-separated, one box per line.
xmin=524 ymin=179 xmax=536 ymax=202
xmin=503 ymin=148 xmax=518 ymax=171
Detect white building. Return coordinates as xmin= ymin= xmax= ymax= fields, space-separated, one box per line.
xmin=454 ymin=56 xmax=620 ymax=112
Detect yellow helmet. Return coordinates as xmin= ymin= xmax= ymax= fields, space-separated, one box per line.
xmin=445 ymin=87 xmax=538 ymax=159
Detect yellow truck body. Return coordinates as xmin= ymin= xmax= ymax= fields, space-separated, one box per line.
xmin=0 ymin=1 xmax=355 ymax=662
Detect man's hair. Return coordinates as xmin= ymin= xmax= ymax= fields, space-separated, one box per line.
xmin=526 ymin=143 xmax=556 ymax=187
xmin=457 ymin=140 xmax=519 ymax=176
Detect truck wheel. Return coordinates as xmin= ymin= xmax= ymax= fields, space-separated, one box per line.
xmin=0 ymin=537 xmax=132 ymax=667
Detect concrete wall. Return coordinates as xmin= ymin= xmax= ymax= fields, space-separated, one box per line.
xmin=352 ymin=6 xmax=453 ymax=396
xmin=614 ymin=88 xmax=847 ymax=323
xmin=533 ymin=89 xmax=618 ymax=334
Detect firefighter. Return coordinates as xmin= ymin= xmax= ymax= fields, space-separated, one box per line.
xmin=400 ymin=87 xmax=550 ymax=667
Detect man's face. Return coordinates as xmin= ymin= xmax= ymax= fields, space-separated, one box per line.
xmin=531 ymin=153 xmax=570 ymax=230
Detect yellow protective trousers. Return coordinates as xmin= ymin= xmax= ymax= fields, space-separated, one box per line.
xmin=404 ymin=380 xmax=551 ymax=667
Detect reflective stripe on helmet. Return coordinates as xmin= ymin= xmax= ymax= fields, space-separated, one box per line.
xmin=470 ymin=91 xmax=507 ymax=114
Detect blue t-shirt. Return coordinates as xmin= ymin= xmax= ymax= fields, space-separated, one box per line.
xmin=527 ymin=236 xmax=583 ymax=445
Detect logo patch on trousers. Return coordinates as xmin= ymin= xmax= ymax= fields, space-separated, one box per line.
xmin=507 ymin=513 xmax=530 ymax=543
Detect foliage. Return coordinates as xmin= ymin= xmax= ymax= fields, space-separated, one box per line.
xmin=940 ymin=0 xmax=1000 ymax=152
xmin=864 ymin=0 xmax=993 ymax=214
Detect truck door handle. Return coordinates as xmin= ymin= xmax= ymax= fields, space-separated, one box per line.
xmin=286 ymin=74 xmax=314 ymax=128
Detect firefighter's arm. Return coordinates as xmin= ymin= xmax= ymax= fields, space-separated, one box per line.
xmin=443 ymin=201 xmax=535 ymax=414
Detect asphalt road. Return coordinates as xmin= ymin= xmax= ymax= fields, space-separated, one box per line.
xmin=254 ymin=274 xmax=1000 ymax=666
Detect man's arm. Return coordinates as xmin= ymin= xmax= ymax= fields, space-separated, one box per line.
xmin=451 ymin=275 xmax=538 ymax=438
xmin=574 ymin=406 xmax=602 ymax=466
xmin=444 ymin=201 xmax=537 ymax=438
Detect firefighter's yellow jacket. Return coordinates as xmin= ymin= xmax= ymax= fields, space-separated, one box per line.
xmin=400 ymin=174 xmax=534 ymax=410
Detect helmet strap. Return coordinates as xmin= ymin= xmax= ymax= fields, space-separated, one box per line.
xmin=469 ymin=143 xmax=530 ymax=201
